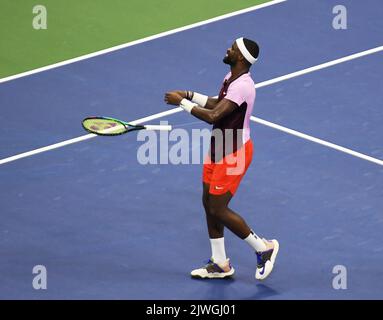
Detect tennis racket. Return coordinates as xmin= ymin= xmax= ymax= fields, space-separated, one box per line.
xmin=82 ymin=116 xmax=172 ymax=136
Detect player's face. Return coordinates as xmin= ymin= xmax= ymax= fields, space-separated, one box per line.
xmin=223 ymin=42 xmax=239 ymax=66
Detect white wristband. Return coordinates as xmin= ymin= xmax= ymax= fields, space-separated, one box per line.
xmin=191 ymin=92 xmax=208 ymax=107
xmin=180 ymin=98 xmax=197 ymax=113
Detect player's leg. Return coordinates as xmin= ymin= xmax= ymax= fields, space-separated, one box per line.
xmin=208 ymin=191 xmax=279 ymax=280
xmin=190 ymin=169 xmax=234 ymax=279
xmin=207 ymin=191 xmax=272 ymax=252
xmin=207 ymin=191 xmax=251 ymax=238
xmin=202 ymin=161 xmax=227 ymax=263
xmin=203 ymin=182 xmax=224 ymax=239
xmin=206 ymin=140 xmax=257 ymax=240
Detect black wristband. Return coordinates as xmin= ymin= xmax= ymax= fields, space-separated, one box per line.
xmin=185 ymin=90 xmax=193 ymax=100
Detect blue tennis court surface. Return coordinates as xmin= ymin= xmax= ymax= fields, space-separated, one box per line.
xmin=1 ymin=0 xmax=382 ymax=299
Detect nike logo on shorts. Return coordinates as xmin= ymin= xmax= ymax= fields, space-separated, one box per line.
xmin=215 ymin=186 xmax=224 ymax=190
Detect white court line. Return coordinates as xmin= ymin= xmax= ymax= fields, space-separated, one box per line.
xmin=250 ymin=116 xmax=383 ymax=166
xmin=0 ymin=0 xmax=286 ymax=84
xmin=1 ymin=45 xmax=383 ymax=166
xmin=256 ymin=46 xmax=383 ymax=88
xmin=0 ymin=109 xmax=183 ymax=165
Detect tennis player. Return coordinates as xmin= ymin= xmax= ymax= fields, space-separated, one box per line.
xmin=164 ymin=38 xmax=279 ymax=280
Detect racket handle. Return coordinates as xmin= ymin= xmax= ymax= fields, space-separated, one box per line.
xmin=144 ymin=125 xmax=172 ymax=131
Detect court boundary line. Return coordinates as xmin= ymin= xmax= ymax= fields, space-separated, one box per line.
xmin=1 ymin=45 xmax=382 ymax=166
xmin=0 ymin=0 xmax=286 ymax=84
xmin=250 ymin=117 xmax=383 ymax=166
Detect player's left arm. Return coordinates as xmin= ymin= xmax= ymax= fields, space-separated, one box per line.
xmin=189 ymin=98 xmax=236 ymax=124
xmin=164 ymin=91 xmax=236 ymax=124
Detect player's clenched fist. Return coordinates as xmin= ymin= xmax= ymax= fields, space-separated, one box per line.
xmin=164 ymin=90 xmax=186 ymax=105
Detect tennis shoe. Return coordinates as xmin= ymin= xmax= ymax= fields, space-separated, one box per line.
xmin=191 ymin=258 xmax=234 ymax=279
xmin=255 ymin=239 xmax=279 ymax=280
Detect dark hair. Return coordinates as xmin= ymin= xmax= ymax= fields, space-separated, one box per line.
xmin=243 ymin=38 xmax=259 ymax=65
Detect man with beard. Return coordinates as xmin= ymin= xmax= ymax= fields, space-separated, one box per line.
xmin=164 ymin=38 xmax=279 ymax=280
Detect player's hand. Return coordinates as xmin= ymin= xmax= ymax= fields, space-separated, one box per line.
xmin=173 ymin=90 xmax=188 ymax=98
xmin=164 ymin=91 xmax=184 ymax=105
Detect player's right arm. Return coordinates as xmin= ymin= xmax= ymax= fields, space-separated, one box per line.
xmin=204 ymin=97 xmax=218 ymax=110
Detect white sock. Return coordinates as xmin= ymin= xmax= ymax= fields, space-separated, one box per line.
xmin=244 ymin=230 xmax=266 ymax=252
xmin=210 ymin=237 xmax=227 ymax=264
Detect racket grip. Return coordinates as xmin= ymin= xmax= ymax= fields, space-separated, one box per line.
xmin=144 ymin=125 xmax=172 ymax=131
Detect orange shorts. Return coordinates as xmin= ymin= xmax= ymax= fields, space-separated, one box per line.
xmin=203 ymin=139 xmax=253 ymax=195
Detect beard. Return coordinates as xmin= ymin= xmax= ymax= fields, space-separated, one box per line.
xmin=223 ymin=55 xmax=234 ymax=65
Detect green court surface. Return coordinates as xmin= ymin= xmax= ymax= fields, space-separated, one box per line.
xmin=0 ymin=0 xmax=270 ymax=78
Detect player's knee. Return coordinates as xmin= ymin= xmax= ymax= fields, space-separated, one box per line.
xmin=203 ymin=203 xmax=212 ymax=217
xmin=207 ymin=203 xmax=224 ymax=218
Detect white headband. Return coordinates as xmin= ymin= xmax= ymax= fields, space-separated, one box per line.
xmin=235 ymin=37 xmax=257 ymax=64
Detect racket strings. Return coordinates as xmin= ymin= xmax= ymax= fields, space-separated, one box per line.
xmin=83 ymin=118 xmax=126 ymax=135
